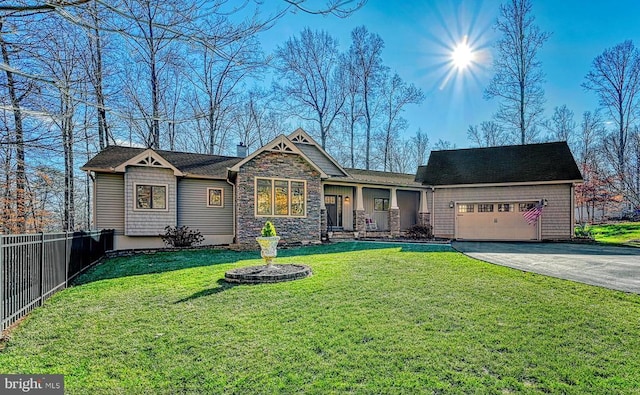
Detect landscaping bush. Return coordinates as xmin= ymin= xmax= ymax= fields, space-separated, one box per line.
xmin=405 ymin=224 xmax=433 ymax=239
xmin=574 ymin=223 xmax=594 ymax=239
xmin=160 ymin=226 xmax=205 ymax=247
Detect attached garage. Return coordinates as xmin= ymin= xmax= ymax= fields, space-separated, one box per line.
xmin=415 ymin=142 xmax=583 ymax=241
xmin=455 ymin=201 xmax=539 ymax=240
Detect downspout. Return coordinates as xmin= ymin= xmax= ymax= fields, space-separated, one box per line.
xmin=226 ymin=173 xmax=236 ymax=244
xmin=570 ymin=184 xmax=575 ymax=239
xmin=431 ymin=187 xmax=436 ymax=234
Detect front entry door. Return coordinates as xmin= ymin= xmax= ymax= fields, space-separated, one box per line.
xmin=325 ymin=195 xmax=343 ymax=229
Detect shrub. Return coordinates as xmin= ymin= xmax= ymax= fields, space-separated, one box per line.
xmin=260 ymin=221 xmax=277 ymax=237
xmin=405 ymin=224 xmax=433 ymax=239
xmin=160 ymin=226 xmax=205 ymax=247
xmin=574 ymin=223 xmax=594 ymax=239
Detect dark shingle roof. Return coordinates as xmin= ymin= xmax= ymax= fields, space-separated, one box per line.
xmin=416 ymin=142 xmax=583 ymax=186
xmin=346 ymin=168 xmax=423 ymax=187
xmin=81 ymin=145 xmax=242 ymax=179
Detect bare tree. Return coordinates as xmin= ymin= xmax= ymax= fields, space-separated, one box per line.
xmin=274 ymin=28 xmax=345 ymax=149
xmin=338 ymin=51 xmax=364 ymax=168
xmin=411 ymin=129 xmax=429 ymax=167
xmin=433 ymin=139 xmax=456 ymax=150
xmin=232 ymin=89 xmax=282 ymax=153
xmin=485 ymin=0 xmax=550 ymax=144
xmin=0 ymin=19 xmax=28 ymax=231
xmin=36 ymin=17 xmax=88 ymax=230
xmin=544 ymin=104 xmax=576 ymax=146
xmin=583 ymin=40 xmax=640 ymax=177
xmin=467 ymin=121 xmax=508 ymax=147
xmin=348 ymin=26 xmax=386 ymax=169
xmin=378 ymin=72 xmax=424 ymax=171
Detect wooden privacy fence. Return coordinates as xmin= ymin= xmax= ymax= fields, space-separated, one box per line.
xmin=0 ymin=229 xmax=114 ymax=331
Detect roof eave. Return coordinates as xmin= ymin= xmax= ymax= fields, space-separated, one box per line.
xmin=426 ymin=179 xmax=584 ymax=188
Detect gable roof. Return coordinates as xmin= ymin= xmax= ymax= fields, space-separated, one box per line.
xmin=416 ymin=142 xmax=583 ymax=186
xmin=288 ymin=128 xmax=348 ymax=177
xmin=81 ymin=145 xmax=242 ymax=179
xmin=229 ymin=134 xmax=329 ymax=178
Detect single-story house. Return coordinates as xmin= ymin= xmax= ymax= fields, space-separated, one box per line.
xmin=415 ymin=141 xmax=583 ymax=240
xmin=81 ymin=129 xmax=582 ymax=249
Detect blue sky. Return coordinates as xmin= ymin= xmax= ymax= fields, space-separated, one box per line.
xmin=258 ymin=0 xmax=640 ymax=148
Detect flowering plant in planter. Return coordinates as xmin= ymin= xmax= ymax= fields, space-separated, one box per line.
xmin=256 ymin=221 xmax=280 ymax=267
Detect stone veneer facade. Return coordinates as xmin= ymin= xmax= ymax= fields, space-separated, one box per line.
xmin=235 ymin=151 xmax=322 ymax=245
xmin=388 ymin=208 xmax=400 ymax=236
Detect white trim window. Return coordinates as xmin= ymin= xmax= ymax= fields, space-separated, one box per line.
xmin=255 ymin=178 xmax=306 ymax=217
xmin=207 ymin=188 xmax=224 ymax=207
xmin=134 ymin=183 xmax=167 ymax=210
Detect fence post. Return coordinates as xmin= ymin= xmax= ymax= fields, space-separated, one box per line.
xmin=39 ymin=232 xmax=45 ymax=306
xmin=64 ymin=231 xmax=69 ymax=287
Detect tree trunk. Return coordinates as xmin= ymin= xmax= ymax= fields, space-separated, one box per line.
xmin=0 ymin=23 xmax=26 ymax=232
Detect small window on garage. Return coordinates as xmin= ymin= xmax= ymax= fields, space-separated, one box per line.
xmin=478 ymin=204 xmax=494 ymax=212
xmin=498 ymin=203 xmax=514 ymax=212
xmin=457 ymin=203 xmax=474 ymax=213
xmin=207 ymin=188 xmax=224 ymax=207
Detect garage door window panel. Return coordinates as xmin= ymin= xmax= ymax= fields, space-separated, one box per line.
xmin=498 ymin=203 xmax=514 ymax=212
xmin=478 ymin=204 xmax=494 ymax=212
xmin=458 ymin=204 xmax=474 ymax=213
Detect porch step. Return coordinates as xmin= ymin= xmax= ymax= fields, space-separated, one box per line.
xmin=327 ymin=230 xmax=394 ymax=240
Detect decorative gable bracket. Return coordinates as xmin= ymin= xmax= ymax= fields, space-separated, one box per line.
xmin=114 ymin=149 xmax=183 ymax=176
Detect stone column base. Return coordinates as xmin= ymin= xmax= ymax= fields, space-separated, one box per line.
xmin=389 ymin=208 xmax=400 ymax=236
xmin=418 ymin=212 xmax=430 ymax=226
xmin=354 ymin=210 xmax=366 ymax=233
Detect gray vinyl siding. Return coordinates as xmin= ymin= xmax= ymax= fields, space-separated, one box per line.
xmin=397 ymin=190 xmax=420 ymax=230
xmin=363 ymin=187 xmax=390 ymax=230
xmin=95 ymin=173 xmax=125 ymax=235
xmin=432 ymin=184 xmax=573 ymax=239
xmin=177 ymin=178 xmax=234 ymax=235
xmin=296 ymin=144 xmax=345 ymax=176
xmin=324 ymin=185 xmax=354 ymax=230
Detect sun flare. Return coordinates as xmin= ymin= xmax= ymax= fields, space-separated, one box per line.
xmin=451 ymin=38 xmax=475 ymax=70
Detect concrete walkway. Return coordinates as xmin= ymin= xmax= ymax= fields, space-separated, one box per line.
xmin=452 ymin=242 xmax=640 ymax=294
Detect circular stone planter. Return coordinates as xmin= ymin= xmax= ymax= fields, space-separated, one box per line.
xmin=225 ymin=264 xmax=312 ymax=284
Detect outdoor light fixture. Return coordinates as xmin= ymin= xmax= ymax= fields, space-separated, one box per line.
xmin=344 ymin=196 xmax=350 ymax=204
xmin=449 ymin=201 xmax=455 ymax=208
xmin=543 ymin=199 xmax=548 ymax=206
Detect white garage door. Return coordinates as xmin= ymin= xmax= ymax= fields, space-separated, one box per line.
xmin=455 ymin=202 xmax=539 ymax=241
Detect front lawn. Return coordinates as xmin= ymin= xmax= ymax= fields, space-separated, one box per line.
xmin=585 ymin=222 xmax=640 ymax=246
xmin=1 ymin=242 xmax=639 ymax=393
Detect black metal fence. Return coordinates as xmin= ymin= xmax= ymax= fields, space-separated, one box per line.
xmin=0 ymin=230 xmax=114 ymax=331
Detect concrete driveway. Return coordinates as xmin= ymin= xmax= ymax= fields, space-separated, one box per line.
xmin=452 ymin=242 xmax=640 ymax=294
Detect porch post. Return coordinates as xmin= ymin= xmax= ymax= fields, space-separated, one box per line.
xmin=320 ymin=183 xmax=327 ymax=238
xmin=354 ymin=185 xmax=365 ymax=234
xmin=418 ymin=189 xmax=430 ymax=226
xmin=389 ymin=187 xmax=400 ymax=236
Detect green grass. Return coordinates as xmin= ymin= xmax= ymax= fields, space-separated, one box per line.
xmin=1 ymin=242 xmax=640 ymax=394
xmin=585 ymin=222 xmax=640 ymax=246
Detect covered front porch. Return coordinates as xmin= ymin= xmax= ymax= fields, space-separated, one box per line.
xmin=321 ymin=182 xmax=430 ymax=237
